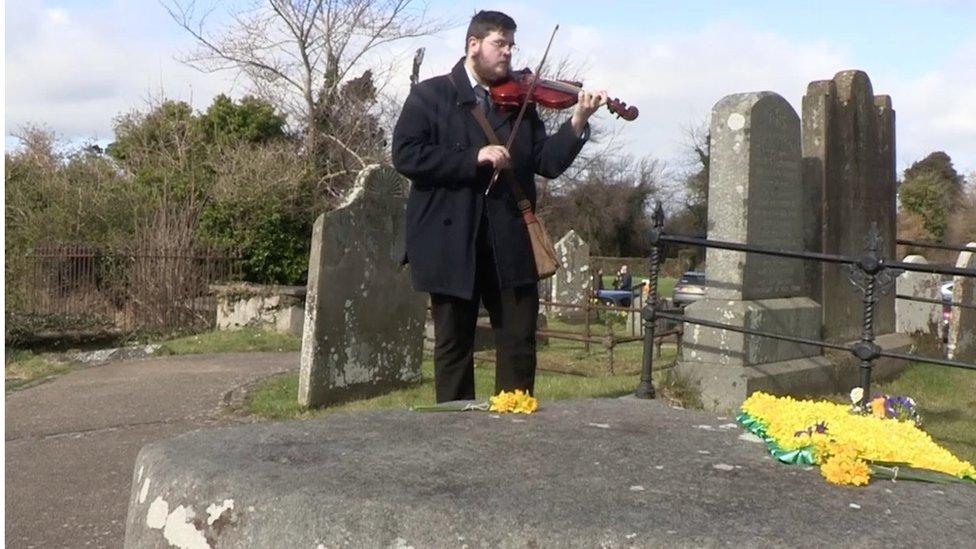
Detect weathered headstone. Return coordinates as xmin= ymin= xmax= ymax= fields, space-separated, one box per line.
xmin=947 ymin=243 xmax=976 ymax=361
xmin=552 ymin=230 xmax=591 ymax=319
xmin=802 ymin=70 xmax=897 ymax=342
xmin=895 ymin=255 xmax=941 ymax=337
xmin=299 ymin=165 xmax=426 ymax=407
xmin=677 ymin=92 xmax=824 ymax=411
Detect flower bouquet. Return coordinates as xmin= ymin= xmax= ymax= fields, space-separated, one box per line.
xmin=737 ymin=391 xmax=976 ymax=487
xmin=410 ymin=389 xmax=539 ymax=414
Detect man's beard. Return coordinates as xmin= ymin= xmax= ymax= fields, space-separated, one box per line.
xmin=473 ymin=51 xmax=508 ymax=84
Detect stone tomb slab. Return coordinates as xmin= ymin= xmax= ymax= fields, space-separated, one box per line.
xmin=123 ymin=399 xmax=975 ymax=548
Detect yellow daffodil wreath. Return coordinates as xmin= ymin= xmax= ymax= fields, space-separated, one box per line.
xmin=738 ymin=392 xmax=976 ymax=487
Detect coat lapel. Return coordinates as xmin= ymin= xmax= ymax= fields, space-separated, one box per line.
xmin=450 ymin=59 xmax=492 ymax=147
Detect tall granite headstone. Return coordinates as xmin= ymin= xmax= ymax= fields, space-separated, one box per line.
xmin=677 ymin=92 xmax=824 ymax=411
xmin=947 ymin=243 xmax=976 ymax=361
xmin=552 ymin=230 xmax=591 ymax=319
xmin=895 ymin=255 xmax=941 ymax=337
xmin=802 ymin=71 xmax=897 ymax=342
xmin=299 ymin=165 xmax=426 ymax=407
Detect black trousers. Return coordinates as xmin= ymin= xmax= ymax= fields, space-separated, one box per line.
xmin=429 ymin=219 xmax=539 ymax=403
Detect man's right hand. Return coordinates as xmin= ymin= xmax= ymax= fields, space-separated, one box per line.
xmin=477 ymin=145 xmax=511 ymax=170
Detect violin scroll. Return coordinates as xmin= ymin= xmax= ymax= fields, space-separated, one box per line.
xmin=607 ymin=98 xmax=638 ymax=121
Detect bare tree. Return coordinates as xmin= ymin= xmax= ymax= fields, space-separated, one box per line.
xmin=162 ymin=0 xmax=450 ymax=188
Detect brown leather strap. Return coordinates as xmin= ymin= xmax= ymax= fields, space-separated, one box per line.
xmin=469 ymin=103 xmax=501 ymax=146
xmin=468 ymin=104 xmax=533 ymax=214
xmin=447 ymin=73 xmax=533 ymax=213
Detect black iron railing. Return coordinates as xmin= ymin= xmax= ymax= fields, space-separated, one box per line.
xmin=636 ymin=203 xmax=976 ymax=404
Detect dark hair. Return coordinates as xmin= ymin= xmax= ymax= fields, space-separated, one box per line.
xmin=465 ymin=10 xmax=516 ymax=53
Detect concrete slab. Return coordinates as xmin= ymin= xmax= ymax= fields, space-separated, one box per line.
xmin=125 ymin=398 xmax=974 ymax=548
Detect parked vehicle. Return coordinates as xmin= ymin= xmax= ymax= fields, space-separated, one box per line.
xmin=940 ymin=281 xmax=954 ymax=302
xmin=673 ymin=271 xmax=706 ymax=307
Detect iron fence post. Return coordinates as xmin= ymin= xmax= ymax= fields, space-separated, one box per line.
xmin=847 ymin=223 xmax=900 ymax=407
xmin=637 ymin=202 xmax=665 ymax=399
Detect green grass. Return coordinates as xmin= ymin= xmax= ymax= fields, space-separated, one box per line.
xmin=5 ymin=350 xmax=75 ymax=391
xmin=657 ymin=276 xmax=677 ymax=299
xmin=245 ymin=357 xmax=680 ymax=420
xmin=155 ymin=327 xmax=302 ymax=355
xmin=532 ymin=336 xmax=676 ymax=377
xmin=830 ymin=362 xmax=976 ymax=465
xmin=600 ymin=276 xmax=676 ymax=299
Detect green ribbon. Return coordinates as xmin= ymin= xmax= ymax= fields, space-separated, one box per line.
xmin=736 ymin=411 xmax=817 ymax=465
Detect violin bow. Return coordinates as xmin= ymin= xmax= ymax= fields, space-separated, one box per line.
xmin=485 ymin=24 xmax=560 ymax=196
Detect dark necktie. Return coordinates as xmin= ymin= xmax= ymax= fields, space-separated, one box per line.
xmin=474 ymin=85 xmax=491 ymax=114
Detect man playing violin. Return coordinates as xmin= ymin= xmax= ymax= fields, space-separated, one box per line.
xmin=392 ymin=10 xmax=607 ymax=403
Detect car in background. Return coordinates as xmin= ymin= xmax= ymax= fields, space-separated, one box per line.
xmin=673 ymin=271 xmax=706 ymax=308
xmin=940 ymin=281 xmax=954 ymax=302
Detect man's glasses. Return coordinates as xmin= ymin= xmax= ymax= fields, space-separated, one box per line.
xmin=484 ymin=39 xmax=517 ymax=53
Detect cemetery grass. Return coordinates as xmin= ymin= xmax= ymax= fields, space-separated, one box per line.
xmin=4 ymin=349 xmax=74 ymax=392
xmin=245 ymin=354 xmax=684 ymax=421
xmin=601 ymin=276 xmax=676 ymax=297
xmin=829 ymin=362 xmax=976 ymax=465
xmin=155 ymin=327 xmax=302 ymax=355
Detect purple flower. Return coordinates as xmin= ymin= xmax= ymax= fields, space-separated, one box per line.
xmin=795 ymin=422 xmax=829 ymax=437
xmin=884 ymin=396 xmax=897 ymax=417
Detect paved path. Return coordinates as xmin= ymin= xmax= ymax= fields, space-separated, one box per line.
xmin=5 ymin=352 xmax=298 ymax=549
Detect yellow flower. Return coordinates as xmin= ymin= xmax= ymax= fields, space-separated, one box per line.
xmin=489 ymin=389 xmax=538 ymax=414
xmin=821 ymin=454 xmax=871 ymax=486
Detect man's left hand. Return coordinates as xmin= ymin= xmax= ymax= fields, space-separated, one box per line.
xmin=571 ymin=89 xmax=608 ymax=137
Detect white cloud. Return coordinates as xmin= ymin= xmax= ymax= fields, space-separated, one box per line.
xmin=385 ymin=18 xmax=851 ymax=172
xmin=6 ymin=2 xmax=974 ymax=177
xmin=44 ymin=8 xmax=70 ymax=26
xmin=5 ymin=0 xmax=239 ymax=145
xmin=882 ymin=38 xmax=976 ymax=173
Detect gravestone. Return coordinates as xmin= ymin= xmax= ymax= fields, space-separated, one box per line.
xmin=895 ymin=255 xmax=941 ymax=337
xmin=947 ymin=243 xmax=976 ymax=361
xmin=802 ymin=70 xmax=897 ymax=342
xmin=677 ymin=92 xmax=824 ymax=411
xmin=552 ymin=230 xmax=591 ymax=320
xmin=299 ymin=165 xmax=426 ymax=407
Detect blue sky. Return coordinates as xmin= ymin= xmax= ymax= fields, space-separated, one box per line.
xmin=5 ymin=0 xmax=976 ymax=176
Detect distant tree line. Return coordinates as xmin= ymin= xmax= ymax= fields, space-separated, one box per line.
xmin=897 ymin=151 xmax=976 ymax=256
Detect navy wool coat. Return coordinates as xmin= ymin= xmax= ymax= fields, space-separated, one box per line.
xmin=392 ymin=58 xmax=587 ymax=300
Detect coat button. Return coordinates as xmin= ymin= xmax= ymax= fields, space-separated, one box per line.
xmin=454 ymin=142 xmax=464 ymax=151
xmin=443 ymin=218 xmax=452 ymax=226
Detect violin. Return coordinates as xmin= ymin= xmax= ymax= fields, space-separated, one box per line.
xmin=490 ymin=68 xmax=639 ymax=121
